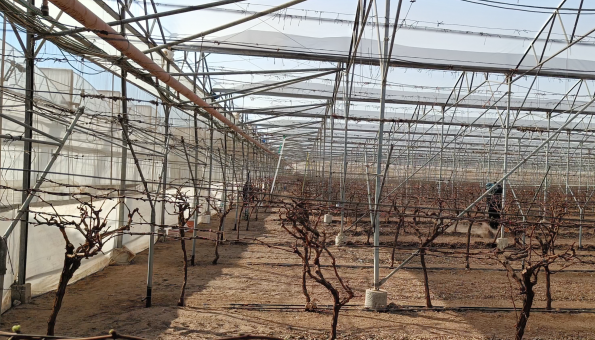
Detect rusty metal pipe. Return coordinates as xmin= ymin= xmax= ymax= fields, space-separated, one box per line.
xmin=48 ymin=0 xmax=274 ymax=155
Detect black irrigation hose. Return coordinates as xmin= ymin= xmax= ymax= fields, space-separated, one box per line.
xmin=226 ymin=303 xmax=595 ymax=314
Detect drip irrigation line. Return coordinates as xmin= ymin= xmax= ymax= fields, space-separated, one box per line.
xmin=242 ymin=261 xmax=595 ymax=273
xmin=226 ymin=303 xmax=595 ymax=313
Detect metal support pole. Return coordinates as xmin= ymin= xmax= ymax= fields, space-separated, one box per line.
xmin=191 ymin=109 xmax=199 ymax=265
xmin=18 ymin=0 xmax=36 ymax=285
xmin=0 ymin=239 xmax=6 ymax=316
xmin=328 ymin=111 xmax=334 ymax=206
xmin=115 ymin=8 xmax=128 ymax=248
xmin=373 ymin=0 xmax=390 ymax=291
xmin=159 ymin=106 xmax=170 ymax=239
xmin=339 ymin=67 xmax=351 ymax=242
xmin=544 ymin=112 xmax=551 ymax=218
xmin=406 ymin=123 xmax=410 ymax=195
xmin=487 ymin=128 xmax=492 ymax=181
xmin=501 ymin=77 xmax=511 ymax=240
xmin=322 ymin=104 xmax=328 ymax=180
xmin=270 ymin=136 xmax=286 ymax=195
xmin=579 ymin=208 xmax=584 ymax=249
xmin=207 ymin=116 xmax=214 ymax=215
xmin=439 ymin=106 xmax=444 ymax=198
xmin=0 ymin=15 xmax=6 ymax=178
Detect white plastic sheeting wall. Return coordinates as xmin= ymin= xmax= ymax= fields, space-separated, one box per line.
xmin=0 ymin=39 xmax=232 ymax=313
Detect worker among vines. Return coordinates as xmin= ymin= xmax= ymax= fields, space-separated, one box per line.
xmin=242 ymin=171 xmax=255 ymax=220
xmin=485 ymin=182 xmax=503 ymax=232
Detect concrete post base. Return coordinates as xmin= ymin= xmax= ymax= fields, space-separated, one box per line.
xmin=364 ymin=289 xmax=387 ymax=311
xmin=497 ymin=237 xmax=508 ymax=250
xmin=11 ymin=283 xmax=31 ymax=305
xmin=335 ymin=232 xmax=346 ymax=246
xmin=110 ymin=246 xmax=135 ymax=265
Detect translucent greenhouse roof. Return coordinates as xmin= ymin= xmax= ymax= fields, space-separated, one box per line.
xmin=179 ymin=30 xmax=595 ymax=79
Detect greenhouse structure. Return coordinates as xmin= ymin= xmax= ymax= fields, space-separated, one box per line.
xmin=0 ymin=0 xmax=593 ymax=339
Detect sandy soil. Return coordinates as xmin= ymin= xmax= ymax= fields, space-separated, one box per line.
xmin=2 ymin=208 xmax=595 ymax=340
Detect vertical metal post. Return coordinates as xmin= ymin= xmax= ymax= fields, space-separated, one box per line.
xmin=565 ymin=132 xmax=569 ymax=199
xmin=579 ymin=208 xmax=584 ymax=249
xmin=579 ymin=144 xmax=582 ymax=189
xmin=219 ymin=131 xmax=228 ymax=235
xmin=18 ymin=0 xmax=36 ymax=285
xmin=0 ymin=14 xmax=6 ymax=172
xmin=191 ymin=110 xmax=199 ymax=264
xmin=115 ymin=4 xmax=127 ymax=249
xmin=328 ymin=110 xmax=335 ymax=206
xmin=207 ymin=116 xmax=214 ymax=215
xmin=488 ymin=128 xmax=492 ymax=181
xmin=501 ymin=76 xmax=511 ymax=239
xmin=544 ymin=112 xmax=550 ymax=217
xmin=406 ymin=123 xmax=410 ymax=195
xmin=270 ymin=136 xmax=286 ymax=195
xmin=159 ymin=105 xmax=170 ymax=239
xmin=439 ymin=106 xmax=444 ymax=198
xmin=191 ymin=51 xmax=200 ymax=264
xmin=373 ymin=0 xmax=390 ymax=290
xmin=322 ymin=115 xmax=326 ymax=180
xmin=339 ymin=66 xmax=350 ymax=241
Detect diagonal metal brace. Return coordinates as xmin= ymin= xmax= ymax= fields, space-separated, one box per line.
xmin=3 ymin=106 xmax=85 ymax=239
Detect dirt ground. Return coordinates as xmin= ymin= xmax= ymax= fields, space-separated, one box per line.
xmin=2 ymin=207 xmax=595 ymax=340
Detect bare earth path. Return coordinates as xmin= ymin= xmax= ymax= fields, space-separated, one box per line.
xmin=2 ymin=209 xmax=595 ymax=339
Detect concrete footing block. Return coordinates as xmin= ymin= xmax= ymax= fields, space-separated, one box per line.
xmin=335 ymin=232 xmax=346 ymax=246
xmin=364 ymin=289 xmax=387 ymax=311
xmin=199 ymin=214 xmax=211 ymax=224
xmin=110 ymin=246 xmax=135 ymax=265
xmin=497 ymin=237 xmax=509 ymax=250
xmin=11 ymin=283 xmax=31 ymax=305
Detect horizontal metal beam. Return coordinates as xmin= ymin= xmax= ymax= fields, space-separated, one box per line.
xmin=171 ymin=67 xmax=341 ymax=76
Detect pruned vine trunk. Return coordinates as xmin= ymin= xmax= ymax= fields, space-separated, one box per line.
xmin=330 ymin=294 xmax=341 ymax=340
xmin=212 ymin=238 xmax=220 ymax=265
xmin=178 ymin=228 xmax=188 ymax=306
xmin=234 ymin=203 xmax=245 ymax=231
xmin=47 ymin=244 xmax=81 ymax=336
xmin=246 ymin=205 xmax=251 ymax=231
xmin=420 ymin=248 xmax=432 ymax=308
xmin=390 ymin=217 xmax=403 ymax=268
xmin=465 ymin=220 xmax=474 ymax=269
xmin=545 ymin=265 xmax=552 ymax=310
xmin=301 ymin=246 xmax=312 ymax=310
xmin=516 ymin=276 xmax=536 ymax=340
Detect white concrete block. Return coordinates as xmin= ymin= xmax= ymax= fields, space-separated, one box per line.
xmin=364 ymin=289 xmax=387 ymax=311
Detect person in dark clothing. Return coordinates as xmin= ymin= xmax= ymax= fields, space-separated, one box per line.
xmin=486 ymin=182 xmax=503 ymax=231
xmin=242 ymin=172 xmax=254 ymax=220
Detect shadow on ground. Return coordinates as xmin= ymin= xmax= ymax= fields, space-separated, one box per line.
xmin=0 ymin=208 xmax=272 ymax=338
